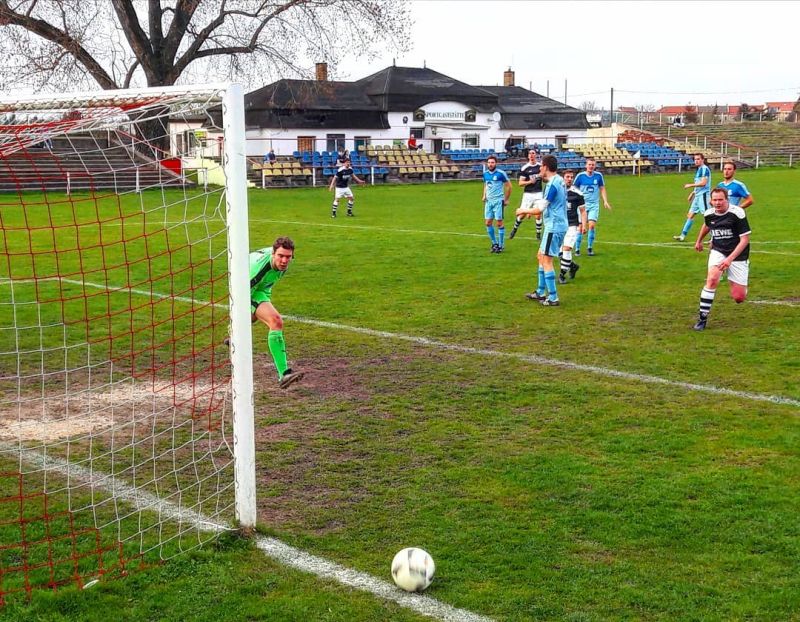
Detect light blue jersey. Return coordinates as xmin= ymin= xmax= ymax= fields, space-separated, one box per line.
xmin=694 ymin=164 xmax=711 ymax=194
xmin=483 ymin=168 xmax=510 ymax=201
xmin=717 ymin=179 xmax=750 ymax=207
xmin=542 ymin=175 xmax=568 ymax=234
xmin=573 ymin=171 xmax=605 ymax=209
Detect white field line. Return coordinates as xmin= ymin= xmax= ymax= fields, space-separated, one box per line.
xmin=91 ymin=218 xmax=800 ymax=256
xmin=245 ymin=218 xmax=800 ymax=257
xmin=9 ymin=445 xmax=493 ymax=622
xmin=13 ymin=276 xmax=790 ymax=408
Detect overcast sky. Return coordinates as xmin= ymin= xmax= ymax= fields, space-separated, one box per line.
xmin=337 ymin=0 xmax=799 ymax=110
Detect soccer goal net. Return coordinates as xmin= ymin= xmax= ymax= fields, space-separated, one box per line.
xmin=0 ymin=84 xmax=254 ymax=603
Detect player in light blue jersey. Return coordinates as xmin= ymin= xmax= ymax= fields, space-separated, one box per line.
xmin=673 ymin=153 xmax=712 ymax=241
xmin=572 ymin=158 xmax=612 ymax=256
xmin=482 ymin=155 xmax=512 ymax=253
xmin=516 ymin=154 xmax=567 ymax=306
xmin=717 ymin=160 xmax=753 ymax=209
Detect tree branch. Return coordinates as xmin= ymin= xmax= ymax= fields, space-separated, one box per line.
xmin=0 ymin=0 xmax=118 ymax=89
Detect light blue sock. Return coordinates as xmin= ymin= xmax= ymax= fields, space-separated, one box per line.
xmin=681 ymin=218 xmax=694 ymax=236
xmin=536 ymin=267 xmax=546 ymax=295
xmin=545 ymin=271 xmax=558 ymax=300
xmin=588 ymin=229 xmax=596 ymax=249
xmin=486 ymin=225 xmax=497 ymax=245
xmin=575 ymin=232 xmax=583 ymax=251
xmin=498 ymin=226 xmax=505 ymax=247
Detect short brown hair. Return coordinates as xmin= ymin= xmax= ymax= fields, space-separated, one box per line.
xmin=273 ymin=236 xmax=295 ymax=253
xmin=542 ymin=154 xmax=558 ymax=172
xmin=563 ymin=169 xmax=575 ymax=177
xmin=487 ymin=155 xmax=497 ymax=163
xmin=694 ymin=153 xmax=706 ymax=161
xmin=723 ymin=159 xmax=737 ymax=169
xmin=711 ymin=187 xmax=728 ymax=199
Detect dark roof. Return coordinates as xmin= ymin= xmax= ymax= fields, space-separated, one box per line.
xmin=478 ymin=86 xmax=590 ymax=130
xmin=244 ymin=79 xmax=388 ymax=129
xmin=246 ymin=79 xmax=380 ymax=111
xmin=356 ymin=66 xmax=498 ymax=111
xmin=242 ymin=67 xmax=588 ymax=131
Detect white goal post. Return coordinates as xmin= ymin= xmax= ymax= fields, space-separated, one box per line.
xmin=0 ymin=83 xmax=255 ymax=601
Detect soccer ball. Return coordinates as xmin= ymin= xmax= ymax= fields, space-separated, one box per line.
xmin=391 ymin=547 xmax=435 ymax=592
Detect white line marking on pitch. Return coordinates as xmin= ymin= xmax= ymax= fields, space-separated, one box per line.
xmin=248 ymin=218 xmax=800 ymax=257
xmin=8 ymin=446 xmax=495 ymax=622
xmin=15 ymin=277 xmax=793 ymax=408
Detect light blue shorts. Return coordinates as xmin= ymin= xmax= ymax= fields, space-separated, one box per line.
xmin=585 ymin=204 xmax=600 ymax=222
xmin=690 ymin=193 xmax=709 ymax=215
xmin=539 ymin=231 xmax=565 ymax=257
xmin=484 ymin=199 xmax=505 ymax=221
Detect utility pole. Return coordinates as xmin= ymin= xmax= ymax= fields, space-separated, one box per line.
xmin=610 ymin=87 xmax=614 ymax=124
xmin=564 ymin=79 xmax=568 ymax=106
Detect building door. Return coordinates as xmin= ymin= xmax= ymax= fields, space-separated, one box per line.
xmin=432 ymin=139 xmax=443 ymax=154
xmin=555 ymin=134 xmax=568 ymax=151
xmin=297 ymin=136 xmax=315 ymax=153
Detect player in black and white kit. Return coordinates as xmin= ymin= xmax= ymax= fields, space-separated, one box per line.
xmin=509 ymin=150 xmax=543 ymax=240
xmin=558 ymin=170 xmax=588 ymax=284
xmin=692 ymin=187 xmax=751 ymax=331
xmin=328 ymin=158 xmax=365 ymax=217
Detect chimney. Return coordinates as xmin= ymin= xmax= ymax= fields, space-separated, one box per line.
xmin=315 ymin=62 xmax=328 ymax=82
xmin=503 ymin=67 xmax=515 ymax=87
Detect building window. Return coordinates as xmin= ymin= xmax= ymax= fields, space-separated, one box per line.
xmin=298 ymin=136 xmax=315 ymax=153
xmin=410 ymin=128 xmax=424 ymax=139
xmin=462 ymin=133 xmax=479 ymax=148
xmin=354 ymin=136 xmax=371 ymax=153
xmin=326 ymin=134 xmax=345 ymax=153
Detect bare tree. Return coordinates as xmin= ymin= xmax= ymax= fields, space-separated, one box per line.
xmin=0 ymin=0 xmax=411 ymax=92
xmin=579 ymin=100 xmax=597 ymax=111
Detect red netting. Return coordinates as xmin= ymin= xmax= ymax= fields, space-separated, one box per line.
xmin=0 ymin=90 xmax=236 ymax=603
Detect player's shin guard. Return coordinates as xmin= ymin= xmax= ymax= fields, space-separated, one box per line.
xmin=681 ymin=218 xmax=694 ymax=237
xmin=498 ymin=226 xmax=505 ymax=248
xmin=587 ymin=229 xmax=596 ymax=250
xmin=347 ymin=199 xmax=354 ymax=215
xmin=536 ymin=266 xmax=546 ymax=296
xmin=535 ymin=218 xmax=543 ymax=238
xmin=332 ymin=200 xmax=339 ymax=216
xmin=268 ymin=330 xmax=289 ymax=378
xmin=575 ymin=232 xmax=583 ymax=252
xmin=699 ymin=287 xmax=716 ymax=317
xmin=509 ymin=217 xmax=523 ymax=239
xmin=560 ymin=251 xmax=572 ymax=278
xmin=486 ymin=225 xmax=498 ymax=245
xmin=544 ymin=270 xmax=557 ymax=300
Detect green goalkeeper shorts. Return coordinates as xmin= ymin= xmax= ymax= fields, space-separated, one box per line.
xmin=250 ymin=288 xmax=272 ymax=316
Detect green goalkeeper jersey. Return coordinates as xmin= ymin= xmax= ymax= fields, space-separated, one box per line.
xmin=249 ymin=247 xmax=285 ymax=302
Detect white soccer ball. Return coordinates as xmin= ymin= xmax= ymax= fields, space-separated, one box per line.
xmin=391 ymin=547 xmax=435 ymax=592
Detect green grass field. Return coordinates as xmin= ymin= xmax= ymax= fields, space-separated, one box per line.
xmin=2 ymin=168 xmax=799 ymax=621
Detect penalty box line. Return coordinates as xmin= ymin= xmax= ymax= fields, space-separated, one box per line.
xmin=42 ymin=277 xmax=799 ymax=409
xmin=8 ymin=445 xmax=494 ymax=622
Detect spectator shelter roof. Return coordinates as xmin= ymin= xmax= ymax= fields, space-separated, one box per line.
xmin=244 ymin=65 xmax=588 ymax=131
xmin=478 ymin=85 xmax=589 ymax=130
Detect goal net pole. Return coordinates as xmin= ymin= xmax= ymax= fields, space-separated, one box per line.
xmin=222 ymin=84 xmax=256 ymax=530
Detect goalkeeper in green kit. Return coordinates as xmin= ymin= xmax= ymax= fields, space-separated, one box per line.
xmin=249 ymin=237 xmax=304 ymax=388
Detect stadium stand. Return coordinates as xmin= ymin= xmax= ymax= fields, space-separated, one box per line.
xmin=641 ymin=121 xmax=800 ymax=167
xmin=0 ymin=135 xmax=187 ymax=192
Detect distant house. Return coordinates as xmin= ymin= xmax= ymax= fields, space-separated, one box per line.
xmin=765 ymin=102 xmax=797 ymax=121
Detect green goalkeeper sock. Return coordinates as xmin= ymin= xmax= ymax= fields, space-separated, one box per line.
xmin=268 ymin=330 xmax=289 ymax=378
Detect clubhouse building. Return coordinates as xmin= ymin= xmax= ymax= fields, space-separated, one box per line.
xmin=242 ymin=64 xmax=589 ymax=157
